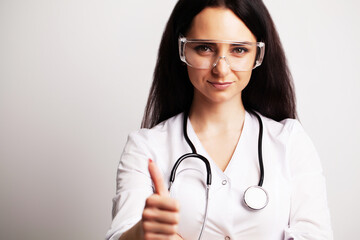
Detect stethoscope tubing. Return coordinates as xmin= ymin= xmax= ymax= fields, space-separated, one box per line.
xmin=168 ymin=110 xmax=267 ymax=239
xmin=179 ymin=109 xmax=264 ymax=187
xmin=169 ymin=153 xmax=212 ymax=186
xmin=250 ymin=110 xmax=264 ymax=187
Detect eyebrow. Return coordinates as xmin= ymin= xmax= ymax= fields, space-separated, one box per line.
xmin=230 ymin=42 xmax=251 ymax=46
xmin=188 ymin=39 xmax=255 ymax=45
xmin=191 ymin=41 xmax=217 ymax=46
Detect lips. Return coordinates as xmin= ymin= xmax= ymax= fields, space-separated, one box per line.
xmin=207 ymin=81 xmax=233 ymax=90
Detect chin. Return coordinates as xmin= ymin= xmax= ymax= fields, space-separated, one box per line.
xmin=205 ymin=91 xmax=242 ymax=105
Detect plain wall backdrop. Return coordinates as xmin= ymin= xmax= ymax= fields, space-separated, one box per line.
xmin=0 ymin=0 xmax=359 ymax=239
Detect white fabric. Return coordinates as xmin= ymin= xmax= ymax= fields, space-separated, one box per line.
xmin=106 ymin=112 xmax=333 ymax=240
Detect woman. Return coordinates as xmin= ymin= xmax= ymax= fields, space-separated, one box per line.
xmin=106 ymin=0 xmax=333 ymax=239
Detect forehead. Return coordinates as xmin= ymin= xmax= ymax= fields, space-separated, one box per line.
xmin=186 ymin=7 xmax=256 ymax=43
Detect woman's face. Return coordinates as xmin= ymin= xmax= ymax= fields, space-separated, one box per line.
xmin=186 ymin=7 xmax=257 ymax=105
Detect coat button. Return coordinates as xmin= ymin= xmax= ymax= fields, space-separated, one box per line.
xmin=222 ymin=180 xmax=227 ymax=185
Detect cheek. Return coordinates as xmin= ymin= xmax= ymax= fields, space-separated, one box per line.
xmin=187 ymin=67 xmax=209 ymax=86
xmin=235 ymin=71 xmax=253 ymax=88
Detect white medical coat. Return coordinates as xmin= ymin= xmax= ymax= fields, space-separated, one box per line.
xmin=106 ymin=112 xmax=333 ymax=240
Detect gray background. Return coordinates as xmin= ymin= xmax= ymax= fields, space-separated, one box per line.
xmin=0 ymin=0 xmax=359 ymax=239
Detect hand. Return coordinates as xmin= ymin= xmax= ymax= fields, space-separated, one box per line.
xmin=141 ymin=159 xmax=181 ymax=240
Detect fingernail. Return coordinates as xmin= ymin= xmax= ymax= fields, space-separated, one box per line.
xmin=148 ymin=158 xmax=153 ymax=163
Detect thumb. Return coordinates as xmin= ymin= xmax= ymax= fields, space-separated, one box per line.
xmin=148 ymin=158 xmax=169 ymax=196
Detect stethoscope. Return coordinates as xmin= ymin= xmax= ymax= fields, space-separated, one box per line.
xmin=168 ymin=110 xmax=268 ymax=240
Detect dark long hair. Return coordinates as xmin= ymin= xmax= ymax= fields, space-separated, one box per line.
xmin=141 ymin=0 xmax=297 ymax=128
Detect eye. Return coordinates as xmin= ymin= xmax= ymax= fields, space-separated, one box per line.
xmin=194 ymin=44 xmax=214 ymax=54
xmin=231 ymin=47 xmax=249 ymax=55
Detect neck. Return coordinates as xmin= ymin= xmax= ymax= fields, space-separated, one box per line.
xmin=188 ymin=94 xmax=246 ymax=134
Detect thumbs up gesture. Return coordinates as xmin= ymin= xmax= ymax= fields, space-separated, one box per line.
xmin=141 ymin=159 xmax=182 ymax=240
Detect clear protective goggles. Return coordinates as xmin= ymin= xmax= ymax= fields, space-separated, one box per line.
xmin=178 ymin=36 xmax=265 ymax=72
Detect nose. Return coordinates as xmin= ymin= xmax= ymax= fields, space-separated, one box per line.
xmin=212 ymin=56 xmax=230 ymax=76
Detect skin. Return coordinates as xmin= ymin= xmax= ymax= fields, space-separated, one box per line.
xmin=187 ymin=7 xmax=257 ymax=171
xmin=119 ymin=160 xmax=182 ymax=240
xmin=119 ymin=7 xmax=257 ymax=240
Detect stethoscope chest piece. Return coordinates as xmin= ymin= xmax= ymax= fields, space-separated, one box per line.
xmin=243 ymin=185 xmax=269 ymax=210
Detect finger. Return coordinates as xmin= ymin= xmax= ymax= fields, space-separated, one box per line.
xmin=143 ymin=232 xmax=178 ymax=240
xmin=145 ymin=195 xmax=180 ymax=212
xmin=143 ymin=206 xmax=179 ymax=224
xmin=143 ymin=221 xmax=178 ymax=235
xmin=148 ymin=158 xmax=168 ymax=196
